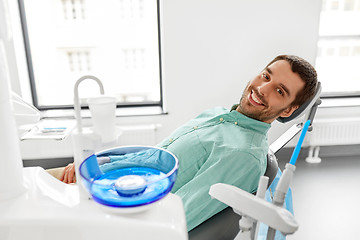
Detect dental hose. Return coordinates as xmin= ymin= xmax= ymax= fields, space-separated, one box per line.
xmin=289 ymin=120 xmax=311 ymax=166
xmin=266 ymin=120 xmax=311 ymax=240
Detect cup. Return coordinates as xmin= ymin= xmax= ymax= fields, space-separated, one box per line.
xmin=88 ymin=96 xmax=117 ymax=144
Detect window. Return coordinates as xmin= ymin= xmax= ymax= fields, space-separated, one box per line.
xmin=316 ymin=0 xmax=360 ymax=97
xmin=19 ymin=0 xmax=162 ymax=109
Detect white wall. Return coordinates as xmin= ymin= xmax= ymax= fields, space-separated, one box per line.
xmin=5 ymin=0 xmax=338 ymax=159
xmin=122 ymin=0 xmax=324 ymax=144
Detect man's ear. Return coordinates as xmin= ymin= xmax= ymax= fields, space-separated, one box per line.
xmin=279 ymin=105 xmax=299 ymax=118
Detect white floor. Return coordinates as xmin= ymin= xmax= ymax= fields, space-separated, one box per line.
xmin=283 ymin=154 xmax=360 ymax=240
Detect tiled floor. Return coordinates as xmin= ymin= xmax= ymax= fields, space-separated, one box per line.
xmin=281 ymin=154 xmax=360 ymax=240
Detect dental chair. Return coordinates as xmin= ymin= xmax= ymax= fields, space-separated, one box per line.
xmin=188 ymin=83 xmax=322 ymax=240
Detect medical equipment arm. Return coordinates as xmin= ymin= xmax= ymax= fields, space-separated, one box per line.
xmin=209 ymin=182 xmax=298 ymax=235
xmin=209 ymin=120 xmax=313 ymax=240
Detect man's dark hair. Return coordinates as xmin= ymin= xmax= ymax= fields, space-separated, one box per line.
xmin=266 ymin=55 xmax=318 ymax=107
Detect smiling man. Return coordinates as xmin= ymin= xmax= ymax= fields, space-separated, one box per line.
xmin=58 ymin=55 xmax=317 ymax=232
xmin=237 ymin=56 xmax=313 ymax=123
xmin=155 ymin=55 xmax=317 ymax=231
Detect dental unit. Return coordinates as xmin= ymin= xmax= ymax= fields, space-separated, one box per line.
xmin=0 ymin=39 xmax=188 ymax=239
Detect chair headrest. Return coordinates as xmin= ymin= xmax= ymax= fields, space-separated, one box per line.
xmin=264 ymin=149 xmax=279 ymax=188
xmin=276 ymin=82 xmax=322 ymax=123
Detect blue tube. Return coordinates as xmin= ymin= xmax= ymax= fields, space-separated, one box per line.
xmin=289 ymin=120 xmax=311 ymax=165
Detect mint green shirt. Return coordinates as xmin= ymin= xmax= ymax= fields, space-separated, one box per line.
xmin=157 ymin=107 xmax=270 ymax=231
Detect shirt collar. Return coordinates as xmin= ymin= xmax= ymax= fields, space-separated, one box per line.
xmin=228 ymin=109 xmax=271 ymax=134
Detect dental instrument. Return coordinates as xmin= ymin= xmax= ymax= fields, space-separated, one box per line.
xmin=20 ymin=119 xmax=76 ymax=140
xmin=265 ymin=119 xmax=311 ymax=240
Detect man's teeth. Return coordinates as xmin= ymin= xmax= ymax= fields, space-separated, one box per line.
xmin=252 ymin=91 xmax=263 ymax=105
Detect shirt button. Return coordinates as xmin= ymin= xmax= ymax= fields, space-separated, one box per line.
xmin=219 ymin=118 xmax=224 ymax=121
xmin=234 ymin=122 xmax=238 ymax=125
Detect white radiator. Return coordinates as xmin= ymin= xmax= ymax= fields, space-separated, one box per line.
xmin=308 ymin=118 xmax=360 ymax=146
xmin=304 ymin=118 xmax=360 ymax=163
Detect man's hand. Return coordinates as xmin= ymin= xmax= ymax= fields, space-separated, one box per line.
xmin=60 ymin=163 xmax=76 ymax=184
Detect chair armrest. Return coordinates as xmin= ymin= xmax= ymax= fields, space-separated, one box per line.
xmin=209 ymin=183 xmax=298 ymax=235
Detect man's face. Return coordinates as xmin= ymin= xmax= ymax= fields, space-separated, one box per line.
xmin=237 ymin=60 xmax=305 ymax=123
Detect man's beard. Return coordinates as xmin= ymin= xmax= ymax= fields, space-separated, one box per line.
xmin=237 ymin=84 xmax=289 ymax=123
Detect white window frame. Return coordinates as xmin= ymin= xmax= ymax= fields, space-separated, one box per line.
xmin=16 ymin=0 xmax=164 ymax=113
xmin=316 ymin=0 xmax=360 ymax=100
